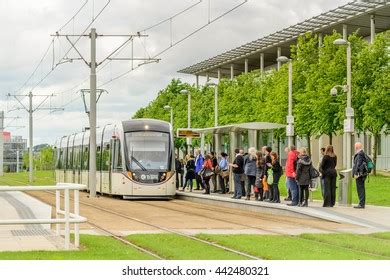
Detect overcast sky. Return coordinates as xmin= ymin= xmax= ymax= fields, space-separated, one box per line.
xmin=0 ymin=0 xmax=350 ymax=145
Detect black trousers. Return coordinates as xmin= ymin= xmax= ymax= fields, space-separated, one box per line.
xmin=175 ymin=172 xmax=180 ymax=189
xmin=272 ymin=174 xmax=281 ymax=202
xmin=218 ymin=175 xmax=226 ymax=194
xmin=299 ymin=185 xmax=309 ymax=204
xmin=246 ymin=175 xmax=256 ymax=198
xmin=204 ymin=177 xmax=211 ymax=194
xmin=323 ymin=175 xmax=337 ymax=207
xmin=195 ymin=173 xmax=205 ymax=190
xmin=356 ymin=176 xmax=366 ymax=206
xmin=269 ymin=181 xmax=274 ymax=201
xmin=241 ymin=180 xmax=246 ymax=197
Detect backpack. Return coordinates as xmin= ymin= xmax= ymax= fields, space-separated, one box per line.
xmin=364 ymin=154 xmax=375 ymax=174
xmin=309 ymin=164 xmax=320 ymax=179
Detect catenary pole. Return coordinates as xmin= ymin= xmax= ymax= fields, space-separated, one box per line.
xmin=89 ymin=28 xmax=97 ymax=198
xmin=29 ymin=92 xmax=33 ymax=183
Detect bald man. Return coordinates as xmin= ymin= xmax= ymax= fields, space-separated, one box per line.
xmin=352 ymin=142 xmax=367 ymax=209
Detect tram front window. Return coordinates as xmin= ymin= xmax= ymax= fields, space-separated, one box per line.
xmin=125 ymin=131 xmax=170 ymax=171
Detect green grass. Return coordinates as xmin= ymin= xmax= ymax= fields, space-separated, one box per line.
xmin=2 ymin=233 xmax=390 ymax=260
xmin=0 ymin=170 xmax=55 ymax=186
xmin=0 ymin=234 xmax=154 ymax=260
xmin=300 ymin=233 xmax=390 ymax=257
xmin=278 ymin=174 xmax=390 ymax=206
xmin=370 ymin=232 xmax=390 ymax=240
xmin=126 ymin=234 xmax=249 ymax=260
xmin=197 ymin=234 xmax=389 ymax=260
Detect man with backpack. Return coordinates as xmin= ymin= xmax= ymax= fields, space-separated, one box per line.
xmin=352 ymin=142 xmax=373 ymax=209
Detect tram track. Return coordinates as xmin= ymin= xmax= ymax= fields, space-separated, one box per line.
xmin=29 ymin=190 xmax=261 ymax=260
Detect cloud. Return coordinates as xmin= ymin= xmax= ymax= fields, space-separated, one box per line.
xmin=0 ymin=0 xmax=350 ymax=145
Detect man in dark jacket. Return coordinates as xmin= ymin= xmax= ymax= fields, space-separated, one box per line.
xmin=295 ymin=147 xmax=312 ymax=207
xmin=210 ymin=152 xmax=219 ymax=192
xmin=175 ymin=155 xmax=183 ymax=190
xmin=352 ymin=142 xmax=367 ymax=209
xmin=229 ymin=148 xmax=244 ymax=199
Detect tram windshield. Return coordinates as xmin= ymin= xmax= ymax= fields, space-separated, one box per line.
xmin=125 ymin=131 xmax=170 ymax=171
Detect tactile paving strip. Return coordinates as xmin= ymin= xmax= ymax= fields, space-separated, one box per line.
xmin=11 ymin=229 xmax=52 ymax=237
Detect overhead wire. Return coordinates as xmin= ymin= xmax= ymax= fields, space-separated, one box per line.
xmin=34 ymin=0 xmax=247 ymax=121
xmin=99 ymin=0 xmax=248 ymax=87
xmin=48 ymin=0 xmax=202 ymax=110
xmin=6 ymin=0 xmax=92 ymax=112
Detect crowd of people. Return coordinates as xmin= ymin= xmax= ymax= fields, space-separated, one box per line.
xmin=175 ymin=141 xmax=370 ymax=209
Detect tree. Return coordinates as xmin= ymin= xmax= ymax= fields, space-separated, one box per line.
xmin=291 ymin=33 xmax=320 ymax=155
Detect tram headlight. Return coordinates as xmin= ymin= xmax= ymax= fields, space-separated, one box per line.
xmin=159 ymin=173 xmax=167 ymax=182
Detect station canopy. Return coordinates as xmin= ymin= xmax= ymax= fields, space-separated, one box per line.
xmin=177 ymin=122 xmax=285 ymax=136
xmin=178 ymin=1 xmax=390 ymax=78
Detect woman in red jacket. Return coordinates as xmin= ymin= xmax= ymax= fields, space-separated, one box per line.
xmin=285 ymin=145 xmax=299 ymax=206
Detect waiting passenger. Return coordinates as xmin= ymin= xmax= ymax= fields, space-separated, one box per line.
xmin=262 ymin=146 xmax=272 ymax=201
xmin=175 ymin=154 xmax=182 ymax=190
xmin=229 ymin=148 xmax=244 ymax=199
xmin=255 ymin=151 xmax=265 ymax=201
xmin=295 ymin=147 xmax=312 ymax=207
xmin=320 ymin=145 xmax=337 ymax=207
xmin=194 ymin=149 xmax=205 ymax=190
xmin=210 ymin=151 xmax=219 ymax=193
xmin=239 ymin=149 xmax=246 ymax=197
xmin=319 ymin=147 xmax=326 ymax=198
xmin=270 ymin=151 xmax=283 ymax=203
xmin=286 ymin=145 xmax=299 ymax=206
xmin=218 ymin=152 xmax=229 ymax=194
xmin=201 ymin=154 xmax=214 ymax=195
xmin=244 ymin=147 xmax=257 ymax=200
xmin=183 ymin=155 xmax=196 ymax=192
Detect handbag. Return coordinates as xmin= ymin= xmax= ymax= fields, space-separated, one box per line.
xmin=221 ymin=170 xmax=230 ymax=178
xmin=267 ymin=169 xmax=273 ymax=185
xmin=202 ymin=168 xmax=214 ymax=178
xmin=262 ymin=177 xmax=269 ymax=191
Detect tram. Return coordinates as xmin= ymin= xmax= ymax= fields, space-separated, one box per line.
xmin=54 ymin=119 xmax=176 ymax=199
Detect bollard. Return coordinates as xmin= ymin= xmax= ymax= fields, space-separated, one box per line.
xmin=338 ymin=169 xmax=353 ymax=206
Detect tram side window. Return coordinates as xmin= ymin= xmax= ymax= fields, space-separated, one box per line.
xmin=96 ymin=145 xmax=101 ymax=171
xmin=81 ymin=146 xmax=89 ymax=170
xmin=101 ymin=143 xmax=110 ymax=171
xmin=73 ymin=146 xmax=81 ymax=170
xmin=112 ymin=139 xmax=122 ymax=171
xmin=67 ymin=146 xmax=73 ymax=170
xmin=58 ymin=148 xmax=64 ymax=169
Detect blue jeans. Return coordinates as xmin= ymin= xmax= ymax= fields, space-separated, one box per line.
xmin=286 ymin=177 xmax=298 ymax=205
xmin=233 ymin=173 xmax=242 ymax=198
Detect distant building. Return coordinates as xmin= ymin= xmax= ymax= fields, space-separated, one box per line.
xmin=3 ymin=133 xmax=27 ymax=172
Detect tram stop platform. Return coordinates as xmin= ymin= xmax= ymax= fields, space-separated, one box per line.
xmin=176 ymin=190 xmax=390 ymax=233
xmin=0 ymin=191 xmax=65 ymax=252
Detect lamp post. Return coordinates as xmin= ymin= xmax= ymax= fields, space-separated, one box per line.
xmin=277 ymin=56 xmax=294 ymax=147
xmin=163 ymin=105 xmax=173 ymax=126
xmin=332 ymin=38 xmax=353 ymax=169
xmin=180 ymin=89 xmax=192 ymax=152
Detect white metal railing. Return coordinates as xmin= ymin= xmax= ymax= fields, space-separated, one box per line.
xmin=0 ymin=183 xmax=87 ymax=250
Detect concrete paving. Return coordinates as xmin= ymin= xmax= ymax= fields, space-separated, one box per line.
xmin=177 ymin=190 xmax=390 ymax=232
xmin=0 ymin=191 xmax=66 ymax=252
